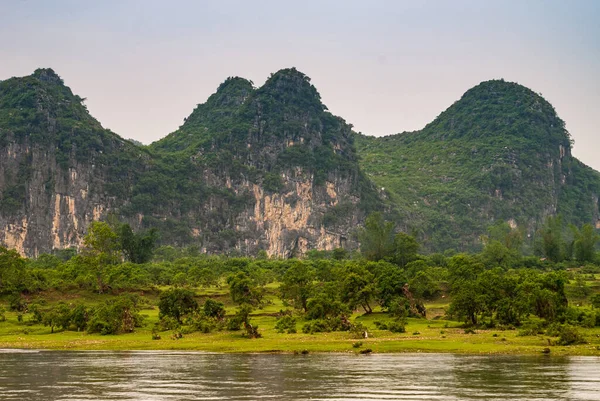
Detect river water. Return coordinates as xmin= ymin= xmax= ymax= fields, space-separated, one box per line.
xmin=0 ymin=351 xmax=598 ymax=400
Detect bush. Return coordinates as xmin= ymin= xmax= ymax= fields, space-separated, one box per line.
xmin=187 ymin=314 xmax=216 ymax=333
xmin=203 ymin=299 xmax=225 ymax=320
xmin=349 ymin=322 xmax=368 ymax=339
xmin=557 ymin=325 xmax=587 ymax=346
xmin=70 ymin=304 xmax=89 ymax=331
xmin=387 ymin=321 xmax=406 ymax=333
xmin=302 ymin=319 xmax=331 ymax=334
xmin=517 ymin=322 xmax=545 ymax=337
xmin=0 ymin=307 xmax=5 ymax=322
xmin=87 ymin=296 xmax=144 ymax=335
xmin=302 ymin=317 xmax=352 ymax=334
xmin=242 ymin=321 xmax=261 ymax=338
xmin=8 ymin=294 xmax=26 ymax=312
xmin=227 ymin=304 xmax=260 ymax=338
xmin=28 ymin=304 xmax=43 ymax=324
xmin=373 ymin=321 xmax=388 ymax=330
xmin=275 ymin=315 xmax=297 ymax=334
xmin=156 ymin=316 xmax=180 ymax=331
xmin=227 ymin=316 xmax=243 ymax=331
xmin=158 ymin=288 xmax=198 ymax=323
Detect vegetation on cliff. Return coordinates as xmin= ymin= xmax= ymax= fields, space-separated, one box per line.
xmin=0 ymin=68 xmax=598 ymax=258
xmin=355 ymin=80 xmax=600 ymax=252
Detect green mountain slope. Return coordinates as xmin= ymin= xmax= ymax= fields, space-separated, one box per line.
xmin=355 ymin=79 xmax=600 ymax=252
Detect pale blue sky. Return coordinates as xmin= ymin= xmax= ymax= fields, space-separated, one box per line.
xmin=1 ymin=1 xmax=599 ymax=169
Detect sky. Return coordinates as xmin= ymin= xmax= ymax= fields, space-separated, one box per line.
xmin=1 ymin=0 xmax=599 ymax=170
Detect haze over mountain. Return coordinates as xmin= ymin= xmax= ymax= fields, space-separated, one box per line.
xmin=0 ymin=68 xmax=598 ymax=256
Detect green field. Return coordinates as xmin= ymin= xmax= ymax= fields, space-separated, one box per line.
xmin=1 ymin=285 xmax=599 ymax=356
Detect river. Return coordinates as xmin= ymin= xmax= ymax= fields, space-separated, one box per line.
xmin=0 ymin=351 xmax=598 ymax=400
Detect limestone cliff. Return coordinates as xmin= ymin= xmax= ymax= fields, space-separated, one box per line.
xmin=145 ymin=68 xmax=380 ymax=257
xmin=0 ymin=68 xmax=379 ymax=257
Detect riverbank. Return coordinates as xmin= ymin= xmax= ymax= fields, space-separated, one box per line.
xmin=1 ymin=310 xmax=599 ymax=356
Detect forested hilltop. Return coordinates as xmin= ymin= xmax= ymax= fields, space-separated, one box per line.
xmin=0 ymin=68 xmax=598 ymax=257
xmin=356 ymin=80 xmax=600 ymax=252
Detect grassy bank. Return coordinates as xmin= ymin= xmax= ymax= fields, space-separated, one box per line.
xmin=1 ymin=288 xmax=599 ymax=356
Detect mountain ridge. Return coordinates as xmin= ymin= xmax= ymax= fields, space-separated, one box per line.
xmin=0 ymin=68 xmax=598 ymax=256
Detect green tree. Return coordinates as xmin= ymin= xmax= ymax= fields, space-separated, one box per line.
xmin=158 ymin=288 xmax=198 ymax=323
xmin=42 ymin=303 xmax=72 ymax=333
xmin=590 ymin=293 xmax=600 ymax=309
xmin=448 ymin=282 xmax=484 ymax=325
xmin=340 ymin=264 xmax=375 ymax=313
xmin=373 ymin=261 xmax=407 ymax=308
xmin=226 ymin=272 xmax=264 ymax=306
xmin=87 ymin=295 xmax=143 ymax=334
xmin=0 ymin=247 xmax=27 ymax=294
xmin=118 ymin=224 xmax=158 ymax=264
xmin=359 ymin=212 xmax=395 ymax=261
xmin=391 ymin=232 xmax=419 ymax=267
xmin=279 ymin=261 xmax=315 ymax=312
xmin=447 ymin=254 xmax=486 ymax=325
xmin=537 ymin=216 xmax=566 ymax=262
xmin=572 ymin=224 xmax=599 ymax=263
xmin=81 ymin=221 xmax=120 ymax=293
xmin=486 ymin=221 xmax=523 ymax=252
xmin=480 ymin=240 xmax=520 ymax=269
xmin=203 ymin=299 xmax=225 ymax=319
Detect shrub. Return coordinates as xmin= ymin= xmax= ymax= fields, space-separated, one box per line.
xmin=557 ymin=325 xmax=587 ymax=346
xmin=188 ymin=314 xmax=216 ymax=333
xmin=203 ymin=299 xmax=225 ymax=320
xmin=156 ymin=316 xmax=180 ymax=331
xmin=302 ymin=317 xmax=352 ymax=334
xmin=158 ymin=288 xmax=198 ymax=323
xmin=87 ymin=296 xmax=144 ymax=335
xmin=8 ymin=294 xmax=26 ymax=312
xmin=242 ymin=321 xmax=261 ymax=338
xmin=302 ymin=319 xmax=331 ymax=334
xmin=387 ymin=321 xmax=406 ymax=333
xmin=517 ymin=322 xmax=545 ymax=337
xmin=28 ymin=304 xmax=43 ymax=324
xmin=275 ymin=315 xmax=297 ymax=334
xmin=349 ymin=322 xmax=368 ymax=339
xmin=0 ymin=307 xmax=5 ymax=322
xmin=374 ymin=321 xmax=388 ymax=330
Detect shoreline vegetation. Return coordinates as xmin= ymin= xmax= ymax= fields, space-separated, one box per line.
xmin=1 ymin=216 xmax=600 ymax=357
xmin=1 ymin=301 xmax=600 ymax=356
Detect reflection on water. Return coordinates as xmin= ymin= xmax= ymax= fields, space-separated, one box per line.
xmin=0 ymin=351 xmax=599 ymax=400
